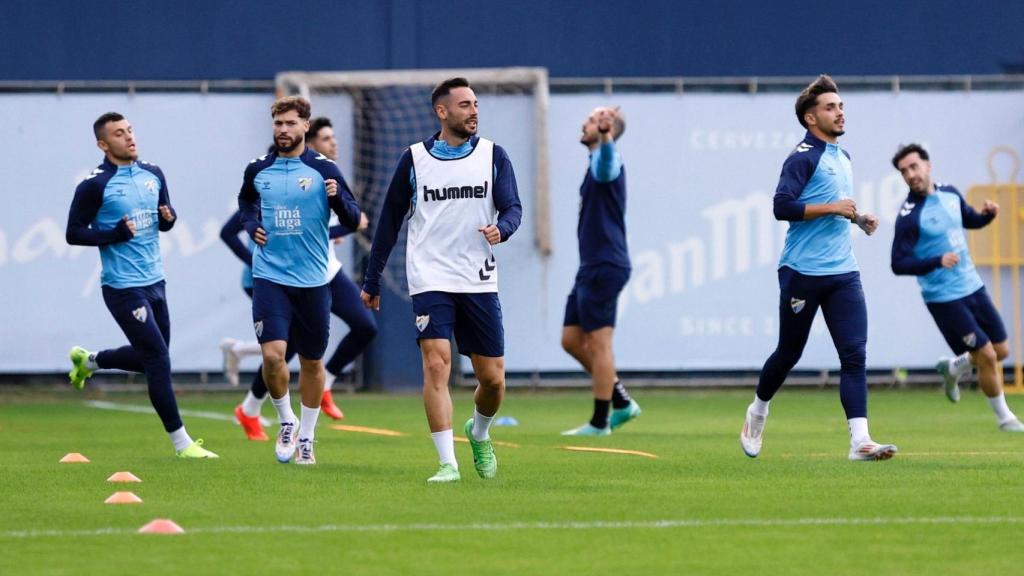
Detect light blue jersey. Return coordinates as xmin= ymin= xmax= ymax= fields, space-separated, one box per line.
xmin=66 ymin=158 xmax=174 ymax=289
xmin=238 ymin=147 xmax=361 ymax=288
xmin=773 ymin=132 xmax=858 ymax=275
xmin=891 ymin=184 xmax=990 ymax=303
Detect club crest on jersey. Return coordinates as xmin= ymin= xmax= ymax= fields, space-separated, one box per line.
xmin=144 ymin=179 xmax=157 ymax=193
xmin=254 ymin=321 xmax=264 ymax=338
xmin=415 ymin=315 xmax=430 ymax=333
xmin=790 ymin=298 xmax=806 ymax=314
xmin=132 ymin=307 xmax=147 ymax=323
xmin=298 ymin=177 xmax=313 ymax=191
xmin=962 ymin=332 xmax=977 ymax=348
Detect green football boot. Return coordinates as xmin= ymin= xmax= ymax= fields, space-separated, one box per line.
xmin=464 ymin=418 xmax=497 ymax=479
xmin=426 ymin=463 xmax=461 ymax=483
xmin=176 ymin=439 xmax=219 ymax=459
xmin=68 ymin=346 xmax=95 ymax=390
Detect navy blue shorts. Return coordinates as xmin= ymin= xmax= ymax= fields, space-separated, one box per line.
xmin=252 ymin=278 xmax=331 ymax=360
xmin=411 ymin=292 xmax=504 ymax=358
xmin=926 ymin=287 xmax=1007 ymax=354
xmin=563 ymin=264 xmax=631 ymax=332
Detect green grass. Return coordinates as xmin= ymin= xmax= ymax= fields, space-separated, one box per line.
xmin=2 ymin=387 xmax=1024 ymax=575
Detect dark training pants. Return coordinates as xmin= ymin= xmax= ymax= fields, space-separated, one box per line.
xmin=756 ymin=267 xmax=868 ymax=419
xmin=97 ymin=280 xmax=183 ymax=433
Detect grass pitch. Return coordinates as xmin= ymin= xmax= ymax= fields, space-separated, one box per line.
xmin=2 ymin=387 xmax=1023 ymax=575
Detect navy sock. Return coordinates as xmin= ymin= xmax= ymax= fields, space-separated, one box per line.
xmin=590 ymin=399 xmax=610 ymax=429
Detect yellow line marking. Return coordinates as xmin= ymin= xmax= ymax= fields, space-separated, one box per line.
xmin=456 ymin=436 xmax=520 ymax=448
xmin=329 ymin=425 xmax=406 ymax=437
xmin=562 ymin=446 xmax=658 ymax=459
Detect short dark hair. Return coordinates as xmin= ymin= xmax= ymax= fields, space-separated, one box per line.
xmin=795 ymin=74 xmax=839 ymax=129
xmin=431 ymin=77 xmax=471 ymax=107
xmin=93 ymin=112 xmax=125 ymax=140
xmin=307 ymin=117 xmax=333 ymax=141
xmin=892 ymin=143 xmax=930 ymax=169
xmin=271 ymin=96 xmax=311 ymax=119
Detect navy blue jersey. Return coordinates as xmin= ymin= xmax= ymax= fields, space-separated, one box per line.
xmin=66 ymin=158 xmax=175 ymax=288
xmin=362 ymin=134 xmax=523 ymax=297
xmin=238 ymin=147 xmax=361 ymax=288
xmin=774 ymin=132 xmax=857 ymax=275
xmin=578 ymin=141 xmax=629 ymax=269
xmin=891 ymin=184 xmax=991 ymax=303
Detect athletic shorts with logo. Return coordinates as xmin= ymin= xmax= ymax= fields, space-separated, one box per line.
xmin=563 ymin=264 xmax=631 ymax=332
xmin=926 ymin=287 xmax=1006 ymax=354
xmin=411 ymin=291 xmax=504 ymax=358
xmin=251 ymin=278 xmax=331 ymax=360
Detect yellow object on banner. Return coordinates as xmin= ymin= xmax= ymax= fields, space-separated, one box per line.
xmin=966 ymin=147 xmax=1023 ymax=390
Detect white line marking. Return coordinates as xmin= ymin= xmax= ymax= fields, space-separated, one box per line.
xmin=3 ymin=516 xmax=1022 ymax=539
xmin=84 ymin=400 xmax=271 ymax=427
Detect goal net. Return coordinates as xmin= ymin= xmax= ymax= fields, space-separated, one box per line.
xmin=275 ymin=67 xmax=551 ymax=301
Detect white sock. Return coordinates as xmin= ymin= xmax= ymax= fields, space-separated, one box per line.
xmin=271 ymin=392 xmax=297 ymax=425
xmin=988 ymin=394 xmax=1016 ymax=423
xmin=234 ymin=340 xmax=263 ymax=357
xmin=431 ymin=429 xmax=457 ymax=468
xmin=472 ymin=408 xmax=495 ymax=441
xmin=241 ymin=391 xmax=265 ymax=418
xmin=751 ymin=395 xmax=770 ymax=416
xmin=299 ymin=404 xmax=320 ymax=442
xmin=323 ymin=371 xmax=336 ymax=393
xmin=848 ymin=417 xmax=870 ymax=446
xmin=169 ymin=426 xmax=194 ymax=452
xmin=951 ymin=353 xmax=972 ymax=376
xmin=86 ymin=352 xmax=100 ymax=371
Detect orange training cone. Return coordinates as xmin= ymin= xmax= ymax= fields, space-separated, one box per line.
xmin=138 ymin=519 xmax=185 ymax=534
xmin=104 ymin=491 xmax=143 ymax=504
xmin=59 ymin=453 xmax=90 ymax=463
xmin=107 ymin=471 xmax=142 ymax=483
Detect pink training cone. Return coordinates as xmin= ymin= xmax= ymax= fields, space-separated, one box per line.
xmin=138 ymin=519 xmax=185 ymax=534
xmin=104 ymin=491 xmax=143 ymax=504
xmin=59 ymin=453 xmax=90 ymax=463
xmin=107 ymin=471 xmax=142 ymax=483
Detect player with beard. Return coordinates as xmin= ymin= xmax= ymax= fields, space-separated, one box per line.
xmin=739 ymin=75 xmax=898 ymax=462
xmin=891 ymin=143 xmax=1023 ymax=430
xmin=361 ymin=77 xmax=523 ymax=482
xmin=238 ymin=97 xmax=362 ymax=464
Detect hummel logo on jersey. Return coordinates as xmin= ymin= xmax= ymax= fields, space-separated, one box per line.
xmin=423 ymin=181 xmax=489 ymax=202
xmin=254 ymin=320 xmax=264 ymax=338
xmin=298 ymin=177 xmax=313 ymax=191
xmin=145 ymin=179 xmax=157 ymax=193
xmin=795 ymin=143 xmax=813 ymax=153
xmin=132 ymin=306 xmax=147 ymax=323
xmin=85 ymin=168 xmax=104 ymax=180
xmin=415 ymin=315 xmax=430 ymax=332
xmin=899 ymin=201 xmax=916 ymax=217
xmin=478 ymin=255 xmax=496 ymax=281
xmin=962 ymin=332 xmax=977 ymax=348
xmin=790 ymin=298 xmax=806 ymax=314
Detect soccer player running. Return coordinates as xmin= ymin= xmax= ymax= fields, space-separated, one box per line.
xmin=360 ymin=77 xmax=523 ymax=483
xmin=238 ymin=97 xmax=362 ymax=464
xmin=226 ymin=119 xmax=376 ymax=440
xmin=739 ymin=75 xmax=898 ymax=461
xmin=66 ymin=112 xmax=218 ymax=458
xmin=890 ymin=144 xmax=1023 ymax=430
xmin=560 ymin=106 xmax=641 ymax=436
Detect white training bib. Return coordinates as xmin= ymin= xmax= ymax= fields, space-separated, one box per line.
xmin=407 ymin=139 xmax=498 ymax=294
